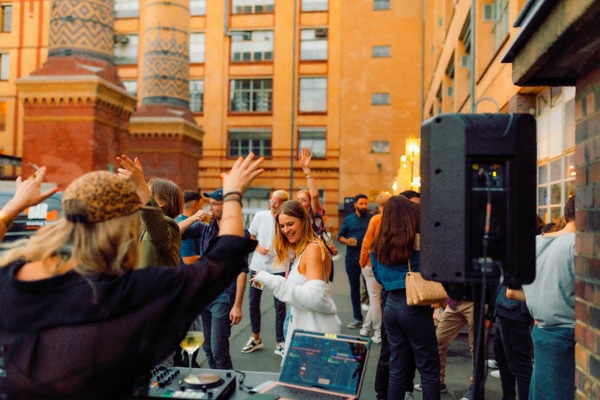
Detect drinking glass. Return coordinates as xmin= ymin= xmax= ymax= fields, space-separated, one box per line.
xmin=180 ymin=331 xmax=204 ymax=382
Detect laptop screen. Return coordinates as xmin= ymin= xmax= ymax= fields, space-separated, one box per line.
xmin=279 ymin=330 xmax=371 ymax=396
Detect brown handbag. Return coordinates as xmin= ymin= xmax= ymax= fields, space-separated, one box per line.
xmin=405 ymin=259 xmax=448 ymax=306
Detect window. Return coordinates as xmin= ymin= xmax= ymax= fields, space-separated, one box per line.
xmin=298 ymin=128 xmax=326 ymax=158
xmin=299 ymin=78 xmax=327 ymax=112
xmin=113 ymin=34 xmax=139 ymax=65
xmin=1 ymin=4 xmax=11 ymax=32
xmin=374 ymin=0 xmax=390 ymax=10
xmin=301 ymin=0 xmax=328 ymax=11
xmin=372 ymin=46 xmax=390 ymax=58
xmin=190 ymin=0 xmax=206 ymax=16
xmin=189 ymin=79 xmax=204 ymax=113
xmin=371 ymin=141 xmax=390 ymax=153
xmin=537 ymin=154 xmax=575 ymax=224
xmin=300 ymin=29 xmax=328 ymax=61
xmin=114 ymin=0 xmax=139 ymax=18
xmin=231 ymin=31 xmax=273 ymax=62
xmin=372 ymin=93 xmax=390 ymax=105
xmin=122 ymin=80 xmax=138 ymax=97
xmin=230 ymin=79 xmax=272 ymax=112
xmin=228 ymin=129 xmax=272 ymax=158
xmin=0 ymin=102 xmax=6 ymax=131
xmin=491 ymin=0 xmax=509 ymax=52
xmin=190 ymin=33 xmax=205 ymax=63
xmin=232 ymin=0 xmax=274 ymax=14
xmin=0 ymin=53 xmax=8 ymax=80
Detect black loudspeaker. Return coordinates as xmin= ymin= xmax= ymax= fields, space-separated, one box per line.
xmin=420 ymin=113 xmax=537 ymax=286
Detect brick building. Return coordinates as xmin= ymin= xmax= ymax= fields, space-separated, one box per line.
xmin=0 ymin=0 xmax=425 ymax=231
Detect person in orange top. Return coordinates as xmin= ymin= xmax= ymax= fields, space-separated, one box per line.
xmin=359 ymin=191 xmax=391 ymax=343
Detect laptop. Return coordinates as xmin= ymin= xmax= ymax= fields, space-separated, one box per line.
xmin=255 ymin=330 xmax=371 ymax=400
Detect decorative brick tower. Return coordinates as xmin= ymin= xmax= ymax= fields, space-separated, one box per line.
xmin=128 ymin=0 xmax=204 ymax=190
xmin=16 ymin=0 xmax=136 ymax=189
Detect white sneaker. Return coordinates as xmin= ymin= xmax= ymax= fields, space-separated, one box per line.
xmin=371 ymin=335 xmax=382 ymax=344
xmin=361 ymin=303 xmax=370 ymax=312
xmin=274 ymin=343 xmax=285 ymax=357
xmin=241 ymin=337 xmax=263 ymax=353
xmin=487 ymin=359 xmax=498 ymax=369
xmin=490 ymin=370 xmax=500 ymax=378
xmin=359 ymin=328 xmax=370 ymax=336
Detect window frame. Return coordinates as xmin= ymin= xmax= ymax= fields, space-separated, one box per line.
xmin=189 ymin=79 xmax=204 ymax=113
xmin=190 ymin=0 xmax=206 ymax=16
xmin=229 ymin=78 xmax=273 ymax=113
xmin=372 ymin=93 xmax=390 ymax=105
xmin=228 ymin=129 xmax=272 ymax=158
xmin=491 ymin=0 xmax=509 ymax=53
xmin=113 ymin=34 xmax=139 ymax=65
xmin=300 ymin=28 xmax=328 ymax=61
xmin=114 ymin=0 xmax=139 ymax=19
xmin=1 ymin=4 xmax=11 ymax=32
xmin=372 ymin=45 xmax=391 ymax=58
xmin=299 ymin=77 xmax=327 ymax=113
xmin=231 ymin=0 xmax=274 ymax=14
xmin=373 ymin=0 xmax=391 ymax=10
xmin=190 ymin=32 xmax=206 ymax=63
xmin=301 ymin=0 xmax=328 ymax=12
xmin=0 ymin=53 xmax=9 ymax=81
xmin=122 ymin=80 xmax=138 ymax=97
xmin=231 ymin=31 xmax=274 ymax=63
xmin=298 ymin=127 xmax=327 ymax=159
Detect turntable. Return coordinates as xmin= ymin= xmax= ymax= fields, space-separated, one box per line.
xmin=135 ymin=366 xmax=237 ymax=399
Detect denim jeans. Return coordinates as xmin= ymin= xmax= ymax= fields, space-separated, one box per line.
xmin=384 ymin=289 xmax=440 ymax=400
xmin=201 ymin=294 xmax=235 ymax=369
xmin=345 ymin=261 xmax=364 ymax=322
xmin=493 ymin=316 xmax=532 ymax=400
xmin=249 ymin=270 xmax=286 ymax=343
xmin=529 ymin=324 xmax=574 ymax=400
xmin=375 ymin=290 xmax=416 ymax=400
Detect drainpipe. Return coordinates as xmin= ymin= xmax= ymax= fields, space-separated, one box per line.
xmin=289 ymin=0 xmax=298 ymax=194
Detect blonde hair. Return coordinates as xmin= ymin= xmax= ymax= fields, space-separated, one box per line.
xmin=0 ymin=213 xmax=142 ymax=274
xmin=376 ymin=192 xmax=392 ymax=207
xmin=272 ymin=189 xmax=290 ymax=202
xmin=273 ymin=200 xmax=321 ymax=266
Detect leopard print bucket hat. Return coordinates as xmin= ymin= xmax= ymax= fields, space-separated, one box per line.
xmin=62 ymin=171 xmax=146 ymax=223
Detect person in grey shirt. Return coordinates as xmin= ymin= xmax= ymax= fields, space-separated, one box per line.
xmin=508 ymin=195 xmax=575 ymax=400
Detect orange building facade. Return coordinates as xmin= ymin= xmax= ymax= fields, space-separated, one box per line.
xmin=422 ymin=0 xmax=576 ymax=225
xmin=0 ymin=0 xmax=425 ymax=232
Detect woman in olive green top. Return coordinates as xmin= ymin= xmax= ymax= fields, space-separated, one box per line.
xmin=117 ymin=156 xmax=182 ymax=268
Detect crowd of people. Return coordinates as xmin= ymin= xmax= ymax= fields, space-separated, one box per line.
xmin=0 ymin=151 xmax=576 ymax=400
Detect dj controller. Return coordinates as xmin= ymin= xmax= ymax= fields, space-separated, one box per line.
xmin=132 ymin=366 xmax=238 ymax=399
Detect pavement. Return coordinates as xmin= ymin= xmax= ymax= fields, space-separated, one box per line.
xmin=196 ymin=246 xmax=504 ymax=400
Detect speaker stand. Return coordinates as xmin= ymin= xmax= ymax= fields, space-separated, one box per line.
xmin=472 ymin=284 xmax=488 ymax=400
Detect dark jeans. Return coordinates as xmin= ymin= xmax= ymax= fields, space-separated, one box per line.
xmin=201 ymin=294 xmax=234 ymax=369
xmin=384 ymin=290 xmax=440 ymax=400
xmin=375 ymin=291 xmax=416 ymax=400
xmin=249 ymin=270 xmax=286 ymax=343
xmin=345 ymin=260 xmax=363 ymax=322
xmin=493 ymin=316 xmax=533 ymax=400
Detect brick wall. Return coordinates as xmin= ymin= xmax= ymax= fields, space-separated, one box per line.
xmin=574 ymin=64 xmax=600 ymax=400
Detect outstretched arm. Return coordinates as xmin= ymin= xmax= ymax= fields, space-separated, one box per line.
xmin=219 ymin=153 xmax=264 ymax=237
xmin=299 ymin=147 xmax=323 ymax=214
xmin=0 ymin=166 xmax=58 ymax=241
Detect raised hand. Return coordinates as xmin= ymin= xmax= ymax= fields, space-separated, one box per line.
xmin=298 ymin=147 xmax=312 ymax=170
xmin=221 ymin=153 xmax=265 ymax=194
xmin=116 ymin=155 xmax=151 ymax=204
